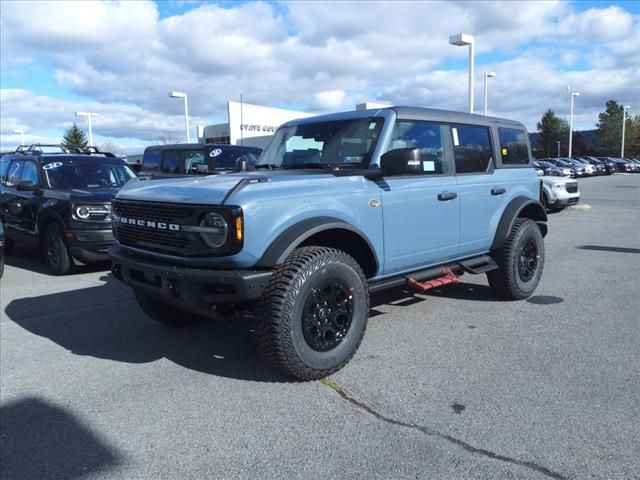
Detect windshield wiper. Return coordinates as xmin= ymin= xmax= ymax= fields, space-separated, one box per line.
xmin=255 ymin=163 xmax=278 ymax=170
xmin=282 ymin=163 xmax=333 ymax=171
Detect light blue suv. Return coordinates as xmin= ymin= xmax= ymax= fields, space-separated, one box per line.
xmin=110 ymin=106 xmax=547 ymax=380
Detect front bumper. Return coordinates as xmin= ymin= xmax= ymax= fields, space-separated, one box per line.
xmin=68 ymin=229 xmax=115 ymax=263
xmin=555 ymin=195 xmax=580 ymax=207
xmin=109 ymin=245 xmax=272 ymax=313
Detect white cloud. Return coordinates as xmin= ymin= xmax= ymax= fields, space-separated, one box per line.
xmin=0 ymin=0 xmax=638 ymax=148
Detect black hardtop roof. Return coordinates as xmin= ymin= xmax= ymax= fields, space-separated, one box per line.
xmin=144 ymin=143 xmax=262 ymax=152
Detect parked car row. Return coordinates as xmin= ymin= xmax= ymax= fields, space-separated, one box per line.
xmin=534 ymin=156 xmax=640 ymax=177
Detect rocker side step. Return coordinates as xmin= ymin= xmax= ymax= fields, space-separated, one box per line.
xmin=406 ymin=268 xmax=459 ymax=293
xmin=459 ymin=256 xmax=498 ymax=274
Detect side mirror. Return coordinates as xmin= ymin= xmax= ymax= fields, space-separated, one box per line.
xmin=380 ymin=148 xmax=422 ymax=176
xmin=16 ymin=180 xmax=38 ymax=192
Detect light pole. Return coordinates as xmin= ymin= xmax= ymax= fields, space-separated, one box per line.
xmin=483 ymin=71 xmax=496 ymax=116
xmin=567 ymin=87 xmax=580 ymax=158
xmin=449 ymin=33 xmax=475 ymax=113
xmin=556 ymin=141 xmax=560 ymax=158
xmin=13 ymin=129 xmax=25 ymax=146
xmin=169 ymin=91 xmax=190 ymax=143
xmin=621 ymin=105 xmax=631 ymax=158
xmin=75 ymin=111 xmax=100 ymax=146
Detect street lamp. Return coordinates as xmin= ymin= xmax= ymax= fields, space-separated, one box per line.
xmin=567 ymin=87 xmax=580 ymax=158
xmin=449 ymin=33 xmax=475 ymax=113
xmin=621 ymin=105 xmax=631 ymax=158
xmin=13 ymin=129 xmax=25 ymax=146
xmin=75 ymin=111 xmax=100 ymax=146
xmin=169 ymin=91 xmax=190 ymax=143
xmin=556 ymin=140 xmax=560 ymax=158
xmin=483 ymin=71 xmax=496 ymax=116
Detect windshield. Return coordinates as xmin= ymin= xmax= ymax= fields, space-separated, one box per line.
xmin=44 ymin=162 xmax=135 ymax=189
xmin=257 ymin=117 xmax=384 ymax=169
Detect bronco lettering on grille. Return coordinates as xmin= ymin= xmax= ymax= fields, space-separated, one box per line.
xmin=119 ymin=216 xmax=180 ymax=231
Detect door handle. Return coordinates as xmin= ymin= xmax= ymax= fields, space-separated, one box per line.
xmin=437 ymin=192 xmax=457 ymax=201
xmin=491 ymin=187 xmax=506 ymax=196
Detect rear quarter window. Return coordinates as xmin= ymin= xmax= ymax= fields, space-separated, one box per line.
xmin=499 ymin=127 xmax=530 ymax=165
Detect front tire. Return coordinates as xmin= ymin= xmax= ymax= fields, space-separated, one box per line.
xmin=487 ymin=219 xmax=545 ymax=300
xmin=255 ymin=247 xmax=369 ymax=380
xmin=133 ymin=290 xmax=207 ymax=327
xmin=43 ymin=224 xmax=73 ymax=275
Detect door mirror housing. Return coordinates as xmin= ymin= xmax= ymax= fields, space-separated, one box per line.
xmin=16 ymin=180 xmax=38 ymax=192
xmin=380 ymin=148 xmax=422 ymax=176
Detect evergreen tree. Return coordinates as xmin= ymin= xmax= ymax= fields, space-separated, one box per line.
xmin=61 ymin=123 xmax=88 ymax=152
xmin=627 ymin=114 xmax=640 ymax=158
xmin=537 ymin=109 xmax=569 ymax=157
xmin=593 ymin=100 xmax=632 ymax=156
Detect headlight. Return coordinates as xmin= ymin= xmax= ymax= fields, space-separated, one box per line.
xmin=553 ymin=183 xmax=566 ymax=191
xmin=73 ymin=204 xmax=111 ymax=221
xmin=198 ymin=212 xmax=228 ymax=248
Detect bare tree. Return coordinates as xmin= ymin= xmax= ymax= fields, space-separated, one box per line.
xmin=99 ymin=141 xmax=125 ymax=156
xmin=155 ymin=131 xmax=181 ymax=145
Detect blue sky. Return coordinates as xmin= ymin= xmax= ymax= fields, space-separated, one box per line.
xmin=1 ymin=0 xmax=638 ymax=153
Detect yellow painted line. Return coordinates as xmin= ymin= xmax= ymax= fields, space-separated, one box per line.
xmin=320 ymin=377 xmax=343 ymax=393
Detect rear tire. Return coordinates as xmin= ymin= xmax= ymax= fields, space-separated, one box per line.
xmin=255 ymin=246 xmax=369 ymax=380
xmin=488 ymin=219 xmax=544 ymax=300
xmin=43 ymin=224 xmax=73 ymax=275
xmin=133 ymin=290 xmax=208 ymax=327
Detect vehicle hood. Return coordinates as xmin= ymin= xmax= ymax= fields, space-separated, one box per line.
xmin=45 ymin=188 xmax=120 ymax=203
xmin=115 ymin=171 xmax=328 ymax=205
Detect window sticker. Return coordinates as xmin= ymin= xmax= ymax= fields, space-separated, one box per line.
xmin=422 ymin=161 xmax=435 ymax=172
xmin=209 ymin=148 xmax=222 ymax=158
xmin=452 ymin=128 xmax=459 ymax=146
xmin=369 ymin=122 xmax=377 ymax=130
xmin=43 ymin=162 xmax=63 ymax=170
xmin=502 ymin=148 xmax=508 ymax=156
xmin=344 ymin=155 xmax=363 ymax=163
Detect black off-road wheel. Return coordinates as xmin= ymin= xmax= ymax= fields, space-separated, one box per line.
xmin=43 ymin=224 xmax=73 ymax=275
xmin=255 ymin=246 xmax=369 ymax=381
xmin=487 ymin=219 xmax=545 ymax=300
xmin=133 ymin=290 xmax=208 ymax=327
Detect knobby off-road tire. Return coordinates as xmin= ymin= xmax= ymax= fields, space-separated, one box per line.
xmin=255 ymin=246 xmax=369 ymax=381
xmin=133 ymin=290 xmax=207 ymax=327
xmin=43 ymin=224 xmax=73 ymax=275
xmin=487 ymin=218 xmax=545 ymax=300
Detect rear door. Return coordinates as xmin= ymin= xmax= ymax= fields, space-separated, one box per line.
xmin=380 ymin=121 xmax=459 ymax=275
xmin=0 ymin=160 xmax=25 ymax=234
xmin=452 ymin=124 xmax=510 ymax=255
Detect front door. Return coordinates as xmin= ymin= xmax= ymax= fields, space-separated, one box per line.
xmin=380 ymin=121 xmax=459 ymax=275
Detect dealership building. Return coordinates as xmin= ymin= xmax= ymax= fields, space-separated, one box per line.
xmin=198 ymin=101 xmax=389 ymax=149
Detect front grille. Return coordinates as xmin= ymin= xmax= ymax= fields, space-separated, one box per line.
xmin=566 ymin=183 xmax=578 ymax=193
xmin=113 ymin=201 xmax=193 ymax=223
xmin=113 ymin=200 xmax=202 ymax=255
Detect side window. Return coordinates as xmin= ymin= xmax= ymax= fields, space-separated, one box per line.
xmin=499 ymin=127 xmax=530 ymax=165
xmin=162 ymin=151 xmax=181 ymax=173
xmin=183 ymin=151 xmax=204 ymax=173
xmin=143 ymin=150 xmax=161 ymax=170
xmin=452 ymin=125 xmax=493 ymax=174
xmin=21 ymin=161 xmax=39 ymax=184
xmin=5 ymin=160 xmax=24 ymax=187
xmin=388 ymin=121 xmax=446 ymax=175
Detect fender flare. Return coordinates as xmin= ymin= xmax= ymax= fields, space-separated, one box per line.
xmin=37 ymin=209 xmax=66 ymax=237
xmin=491 ymin=196 xmax=547 ymax=251
xmin=255 ymin=216 xmax=379 ymax=272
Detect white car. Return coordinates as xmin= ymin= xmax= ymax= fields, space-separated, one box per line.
xmin=541 ymin=176 xmax=580 ymax=211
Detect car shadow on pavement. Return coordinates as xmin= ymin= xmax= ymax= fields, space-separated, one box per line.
xmin=4 ymin=244 xmax=111 ymax=275
xmin=0 ymin=397 xmax=120 ymax=480
xmin=370 ymin=281 xmax=498 ymax=305
xmin=4 ymin=275 xmax=293 ymax=383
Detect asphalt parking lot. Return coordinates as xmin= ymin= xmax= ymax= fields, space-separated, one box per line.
xmin=1 ymin=173 xmax=639 ymax=480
